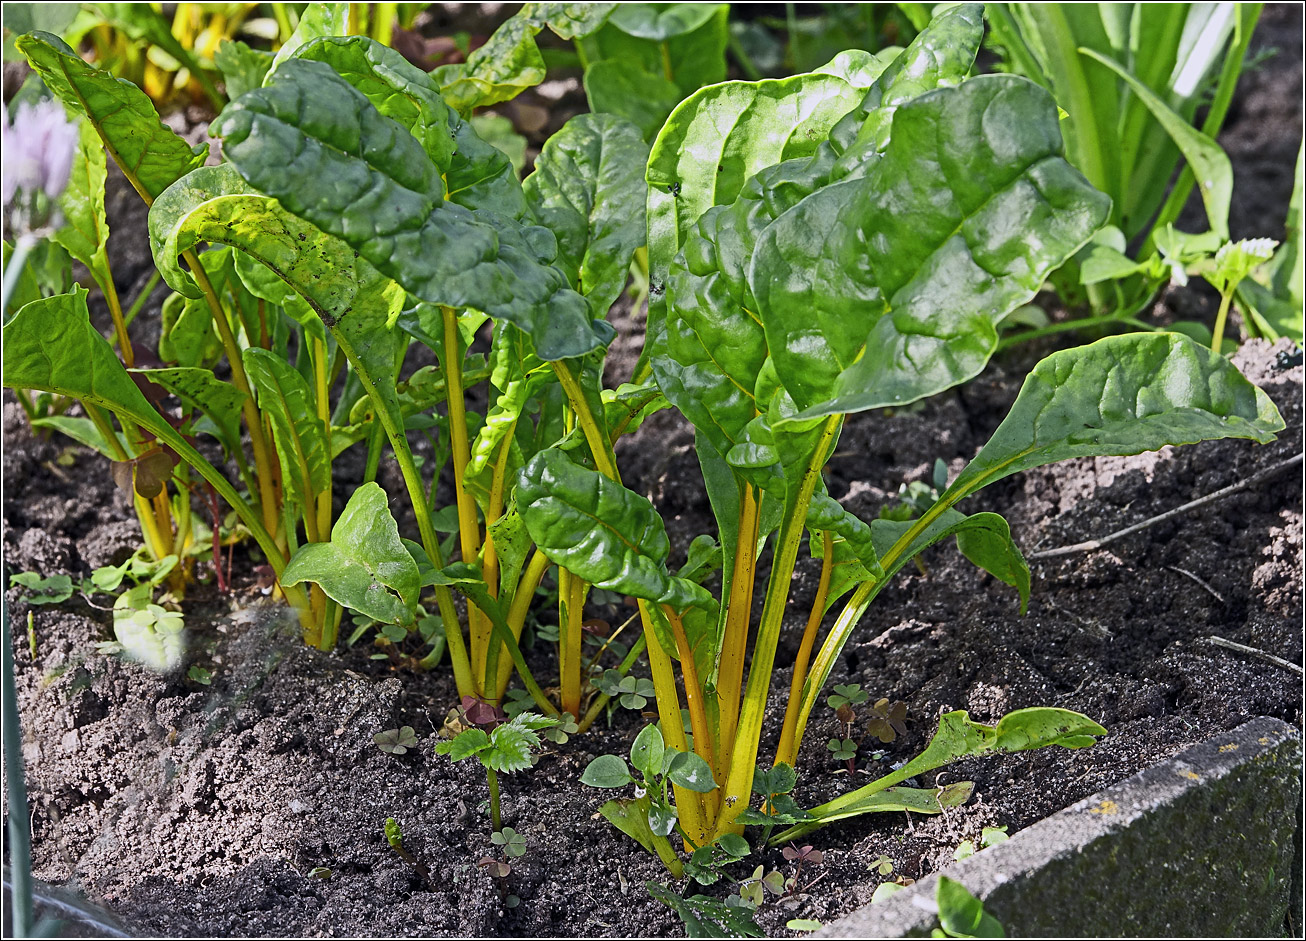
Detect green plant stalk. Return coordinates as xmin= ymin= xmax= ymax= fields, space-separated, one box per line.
xmin=337 ymin=324 xmax=475 ymax=697
xmin=122 ymin=269 xmax=161 ymax=328
xmin=1211 ymin=289 xmax=1235 ymax=354
xmin=100 ymin=256 xmax=135 ymax=368
xmin=559 ymin=567 xmax=585 ymax=718
xmin=487 ymin=766 xmax=502 ymax=832
xmin=1141 ymin=3 xmax=1263 ymax=256
xmin=83 ymin=400 xmax=172 ymax=563
xmin=310 ymin=333 xmax=341 ymax=650
xmin=370 ymin=2 xmax=397 ymax=45
xmin=494 ymin=548 xmax=552 ymax=699
xmin=713 ymin=415 xmax=842 ymax=838
xmin=363 ymin=419 xmax=384 ymax=484
xmin=185 ymin=250 xmax=281 ymax=540
xmin=995 ymin=310 xmax=1153 ymax=352
xmin=1 ymin=237 xmax=34 ymax=310
xmin=2 ymin=600 xmax=35 ymax=938
xmin=552 ymin=358 xmax=708 ymax=843
xmin=27 ymin=611 xmax=37 ymax=661
xmin=665 ymin=604 xmax=718 ymax=820
xmin=271 ymin=2 xmax=295 ymax=43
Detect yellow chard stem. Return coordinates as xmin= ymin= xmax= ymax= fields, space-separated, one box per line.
xmin=775 ymin=531 xmax=834 ymax=767
xmin=442 ymin=305 xmax=488 ymax=689
xmin=713 ymin=415 xmax=841 ymax=838
xmin=712 ymin=482 xmax=759 ymax=786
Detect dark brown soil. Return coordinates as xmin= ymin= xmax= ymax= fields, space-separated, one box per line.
xmin=3 ymin=6 xmax=1303 ymax=939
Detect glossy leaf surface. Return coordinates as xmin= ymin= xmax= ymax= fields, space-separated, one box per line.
xmin=212 ymin=60 xmax=608 ymax=360
xmin=947 ymin=333 xmax=1283 ymax=500
xmin=524 ymin=114 xmax=649 ymax=312
xmin=517 ymin=449 xmax=711 ymax=610
xmin=282 ymin=482 xmax=419 ymax=624
xmin=51 ymin=120 xmax=113 ymax=299
xmin=751 ymin=74 xmax=1111 ymax=421
xmin=18 ymin=32 xmax=207 ymax=202
xmin=243 ymin=348 xmax=331 ymax=510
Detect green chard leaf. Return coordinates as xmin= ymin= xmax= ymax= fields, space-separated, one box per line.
xmin=946 ymin=332 xmax=1284 ymax=501
xmin=133 ymin=367 xmax=246 ymax=460
xmin=777 ymin=708 xmax=1105 ymax=840
xmin=211 ymin=59 xmax=610 ymax=361
xmin=433 ymin=9 xmax=546 ymax=113
xmin=282 ymin=482 xmax=419 ymax=624
xmin=517 ymin=448 xmax=712 ymax=611
xmin=750 ymin=73 xmax=1112 ymax=423
xmin=267 ymin=1 xmax=349 ymax=78
xmin=524 ymin=114 xmax=650 ymax=313
xmin=214 ymin=39 xmax=273 ymax=100
xmin=51 ymin=119 xmax=114 ymax=301
xmin=17 ymin=32 xmax=207 ymax=203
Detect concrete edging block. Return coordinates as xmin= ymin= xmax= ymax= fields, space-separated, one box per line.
xmin=818 ymin=716 xmax=1302 ymax=938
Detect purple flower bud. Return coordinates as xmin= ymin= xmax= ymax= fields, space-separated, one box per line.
xmin=2 ymin=99 xmax=80 ymax=211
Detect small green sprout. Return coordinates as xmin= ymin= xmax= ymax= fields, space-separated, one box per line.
xmin=1207 ymin=238 xmax=1279 ymax=353
xmin=827 ymin=737 xmax=858 ymax=762
xmin=435 ymin=712 xmax=560 ymax=832
xmin=869 ymin=853 xmax=894 ymax=876
xmin=187 ymin=665 xmax=212 ymax=686
xmin=788 ymin=919 xmax=823 ymax=932
xmin=374 ymin=726 xmax=418 ymax=755
xmin=736 ymin=864 xmax=786 ymax=907
xmin=111 ymin=585 xmax=185 ymax=672
xmin=685 ymin=832 xmax=750 ymax=886
xmin=383 ymin=817 xmax=433 ymax=887
xmin=954 ymin=825 xmax=1010 ymax=861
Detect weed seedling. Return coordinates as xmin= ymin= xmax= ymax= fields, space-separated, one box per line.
xmin=373 ymin=726 xmax=418 ymax=755
xmin=780 ymin=844 xmax=825 ymax=895
xmin=435 ymin=712 xmax=560 ymax=832
xmin=384 ymin=817 xmax=434 ymax=889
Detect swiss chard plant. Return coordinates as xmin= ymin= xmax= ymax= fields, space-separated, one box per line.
xmin=5 ymin=4 xmax=670 ymax=728
xmin=512 ymin=4 xmax=1284 ymax=853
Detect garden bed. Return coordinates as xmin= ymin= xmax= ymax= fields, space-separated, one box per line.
xmin=3 ymin=4 xmax=1303 ymax=938
xmin=3 ymin=328 xmax=1300 ymax=936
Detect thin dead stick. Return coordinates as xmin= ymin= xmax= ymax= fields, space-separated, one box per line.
xmin=1028 ymin=452 xmax=1303 ymax=561
xmin=1203 ymin=635 xmax=1304 ymax=676
xmin=1167 ymin=566 xmax=1225 ymax=603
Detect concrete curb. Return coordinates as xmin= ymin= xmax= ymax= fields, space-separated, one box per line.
xmin=817 ymin=716 xmax=1302 ymax=938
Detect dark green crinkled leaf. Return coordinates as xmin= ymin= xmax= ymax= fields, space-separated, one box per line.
xmin=17 ymin=32 xmax=207 ymax=202
xmin=607 ymin=3 xmax=722 ymax=40
xmin=523 ymin=114 xmax=649 ymax=312
xmin=524 ymin=2 xmax=615 ymax=39
xmin=751 ymin=74 xmax=1112 ymax=422
xmin=212 ymin=60 xmax=610 ymax=360
xmin=583 ymin=61 xmax=682 ymax=141
xmin=947 ymin=332 xmax=1284 ymax=500
xmin=433 ymin=9 xmax=547 ymax=113
xmin=517 ymin=449 xmax=712 ymax=610
xmin=282 ymin=482 xmax=419 ymax=624
xmin=290 ymin=36 xmax=456 ymax=172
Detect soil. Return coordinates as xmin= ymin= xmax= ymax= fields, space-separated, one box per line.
xmin=3 ymin=5 xmax=1303 ymax=939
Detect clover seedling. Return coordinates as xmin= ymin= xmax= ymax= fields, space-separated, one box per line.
xmin=480 ymin=826 xmax=528 ymax=907
xmin=187 ymin=665 xmax=212 ymax=686
xmin=435 ymin=712 xmax=560 ymax=832
xmin=580 ymin=723 xmax=717 ymax=876
xmin=954 ymin=826 xmax=1009 ymax=861
xmin=595 ymin=669 xmax=657 ymax=710
xmin=374 ymin=726 xmax=418 ymax=755
xmin=866 ymin=699 xmax=909 ymax=744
